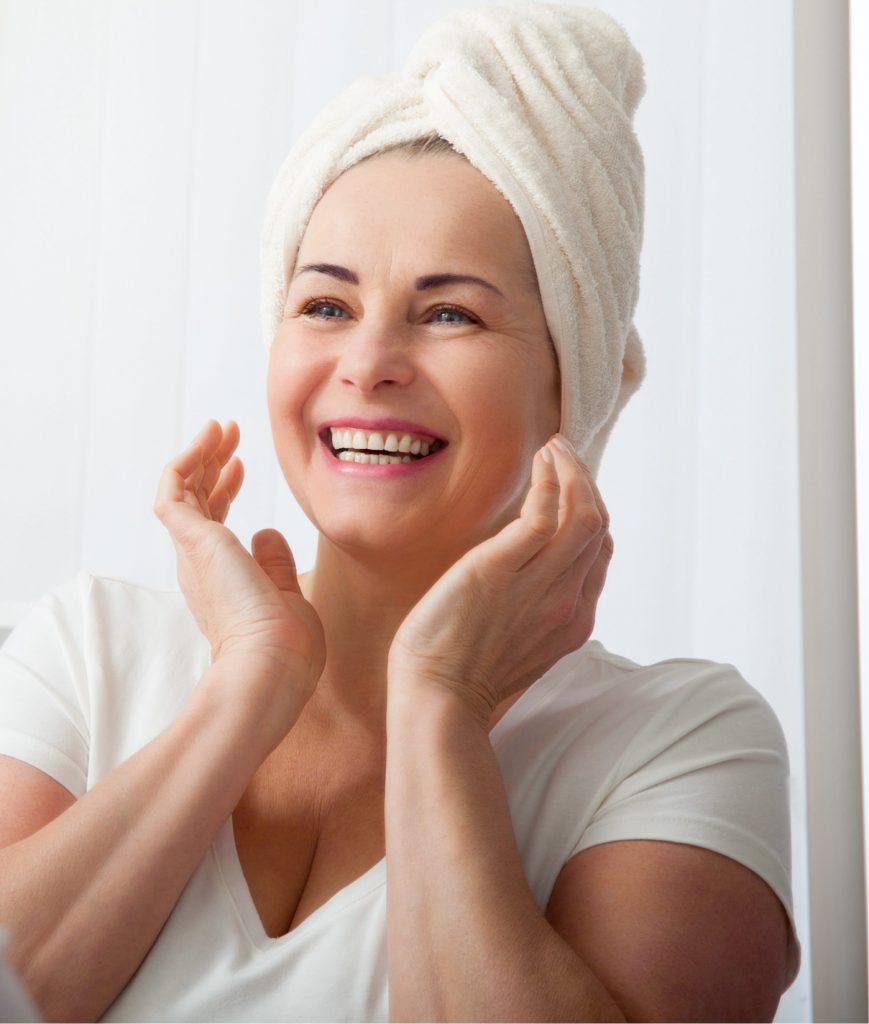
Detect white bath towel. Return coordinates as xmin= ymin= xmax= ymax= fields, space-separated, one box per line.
xmin=260 ymin=1 xmax=646 ymax=478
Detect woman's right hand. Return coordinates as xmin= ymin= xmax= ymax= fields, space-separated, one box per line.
xmin=153 ymin=420 xmax=326 ymax=713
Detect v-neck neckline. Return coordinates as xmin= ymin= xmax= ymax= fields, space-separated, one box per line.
xmin=211 ymin=640 xmax=598 ymax=949
xmin=213 ymin=814 xmax=388 ymax=951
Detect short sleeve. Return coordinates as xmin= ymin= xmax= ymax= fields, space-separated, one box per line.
xmin=0 ymin=572 xmax=92 ymax=798
xmin=570 ymin=668 xmax=802 ymax=985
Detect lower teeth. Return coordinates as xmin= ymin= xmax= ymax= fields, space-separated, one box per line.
xmin=337 ymin=451 xmax=414 ymax=464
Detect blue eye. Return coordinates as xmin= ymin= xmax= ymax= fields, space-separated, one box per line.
xmin=431 ymin=306 xmax=475 ymax=323
xmin=300 ymin=299 xmax=479 ymax=325
xmin=303 ymin=300 xmax=346 ymax=319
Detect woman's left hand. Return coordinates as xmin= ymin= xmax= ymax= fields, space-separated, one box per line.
xmin=388 ymin=434 xmax=614 ymax=727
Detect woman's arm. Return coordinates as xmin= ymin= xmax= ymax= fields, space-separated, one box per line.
xmin=385 ymin=680 xmax=626 ymax=1023
xmin=385 ymin=679 xmax=789 ymax=1023
xmin=0 ymin=420 xmax=325 ymax=1022
xmin=384 ymin=436 xmax=620 ymax=1020
xmin=545 ymin=837 xmax=791 ymax=1021
xmin=0 ymin=660 xmax=305 ymax=1023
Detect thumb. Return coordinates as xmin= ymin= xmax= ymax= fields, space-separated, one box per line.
xmin=250 ymin=528 xmax=301 ymax=595
xmin=478 ymin=444 xmax=561 ymax=573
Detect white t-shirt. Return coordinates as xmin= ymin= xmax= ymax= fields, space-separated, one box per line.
xmin=0 ymin=572 xmax=802 ymax=1022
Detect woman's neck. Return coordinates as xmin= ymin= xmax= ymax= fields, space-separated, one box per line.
xmin=295 ymin=538 xmax=530 ymax=743
xmin=297 ymin=539 xmax=458 ymax=734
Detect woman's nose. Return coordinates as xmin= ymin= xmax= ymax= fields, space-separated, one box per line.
xmin=335 ymin=321 xmax=416 ymax=393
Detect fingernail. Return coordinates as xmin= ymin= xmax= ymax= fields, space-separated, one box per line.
xmin=540 ymin=444 xmax=553 ymax=465
xmin=553 ymin=433 xmax=575 ymax=455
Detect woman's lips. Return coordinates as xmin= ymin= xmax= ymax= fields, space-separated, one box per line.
xmin=318 ymin=433 xmax=448 ymax=477
xmin=316 ymin=416 xmax=447 ymax=443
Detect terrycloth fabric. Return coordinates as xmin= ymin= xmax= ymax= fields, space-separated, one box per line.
xmin=260 ymin=1 xmax=647 ymax=478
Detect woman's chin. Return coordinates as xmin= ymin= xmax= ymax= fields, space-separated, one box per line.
xmin=318 ymin=523 xmax=443 ymax=566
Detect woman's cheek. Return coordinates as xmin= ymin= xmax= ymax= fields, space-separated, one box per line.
xmin=267 ymin=353 xmax=326 ymax=481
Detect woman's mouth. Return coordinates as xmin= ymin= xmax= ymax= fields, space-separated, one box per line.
xmin=321 ymin=426 xmax=448 ymax=465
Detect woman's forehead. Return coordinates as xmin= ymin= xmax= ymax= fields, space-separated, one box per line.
xmin=298 ymin=153 xmax=532 ymax=282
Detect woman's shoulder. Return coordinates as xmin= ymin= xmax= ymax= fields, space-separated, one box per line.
xmin=498 ymin=638 xmax=787 ymax=766
xmin=0 ymin=572 xmax=207 ymax=796
xmin=10 ymin=570 xmax=205 ymax=669
xmin=492 ymin=638 xmax=796 ymax=962
xmin=580 ymin=640 xmax=784 ymax=736
xmin=584 ymin=638 xmax=774 ymax=703
xmin=50 ymin=569 xmax=194 ymax=625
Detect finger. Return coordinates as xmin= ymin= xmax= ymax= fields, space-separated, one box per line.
xmin=581 ymin=461 xmax=610 ymax=532
xmin=154 ymin=422 xmax=221 ymax=528
xmin=171 ymin=421 xmax=220 ymax=493
xmin=170 ymin=430 xmax=209 ymax=481
xmin=201 ymin=420 xmax=240 ymax=496
xmin=209 ymin=457 xmax=244 ymax=524
xmin=198 ymin=417 xmax=224 ymax=448
xmin=580 ymin=529 xmax=614 ymax=603
xmin=550 ymin=527 xmax=612 ymax=636
xmin=190 ymin=419 xmax=223 ymax=466
xmin=251 ymin=528 xmax=301 ymax=595
xmin=165 ymin=440 xmax=204 ymax=494
xmin=553 ymin=435 xmax=610 ymax=533
xmin=484 ymin=443 xmax=561 ymax=572
xmin=185 ymin=420 xmax=232 ymax=515
xmin=154 ymin=448 xmax=212 ymax=542
xmin=545 ymin=437 xmax=605 ymax=556
xmin=155 ymin=429 xmax=209 ymax=508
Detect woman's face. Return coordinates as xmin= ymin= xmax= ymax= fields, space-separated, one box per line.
xmin=267 ymin=151 xmax=561 ymax=566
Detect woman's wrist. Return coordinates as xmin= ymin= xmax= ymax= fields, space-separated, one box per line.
xmin=190 ymin=654 xmax=312 ymax=758
xmin=387 ymin=663 xmax=494 ymax=733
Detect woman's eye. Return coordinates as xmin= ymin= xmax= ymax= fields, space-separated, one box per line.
xmin=300 ymin=299 xmax=477 ymax=324
xmin=302 ymin=299 xmax=347 ymax=319
xmin=431 ymin=305 xmax=477 ymax=324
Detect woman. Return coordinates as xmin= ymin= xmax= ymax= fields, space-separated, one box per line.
xmin=0 ymin=4 xmax=799 ymax=1021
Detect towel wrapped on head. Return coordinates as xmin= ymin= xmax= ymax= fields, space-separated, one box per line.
xmin=260 ymin=0 xmax=647 ymax=478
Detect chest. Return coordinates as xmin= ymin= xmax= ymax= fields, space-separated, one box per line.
xmin=229 ymin=689 xmax=524 ymax=940
xmin=231 ymin=732 xmax=387 ymax=940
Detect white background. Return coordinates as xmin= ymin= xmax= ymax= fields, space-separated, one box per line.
xmin=4 ymin=0 xmax=867 ymax=1019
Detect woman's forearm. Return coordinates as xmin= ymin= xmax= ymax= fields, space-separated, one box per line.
xmin=384 ymin=679 xmax=626 ymax=1023
xmin=0 ymin=661 xmax=302 ymax=1023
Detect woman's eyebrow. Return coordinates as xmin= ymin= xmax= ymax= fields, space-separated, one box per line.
xmin=293 ymin=263 xmax=505 ymax=298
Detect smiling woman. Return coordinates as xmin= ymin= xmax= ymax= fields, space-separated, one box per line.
xmin=0 ymin=3 xmax=800 ymax=1022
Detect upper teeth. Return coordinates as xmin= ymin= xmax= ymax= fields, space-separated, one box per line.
xmin=329 ymin=427 xmax=433 ymax=456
